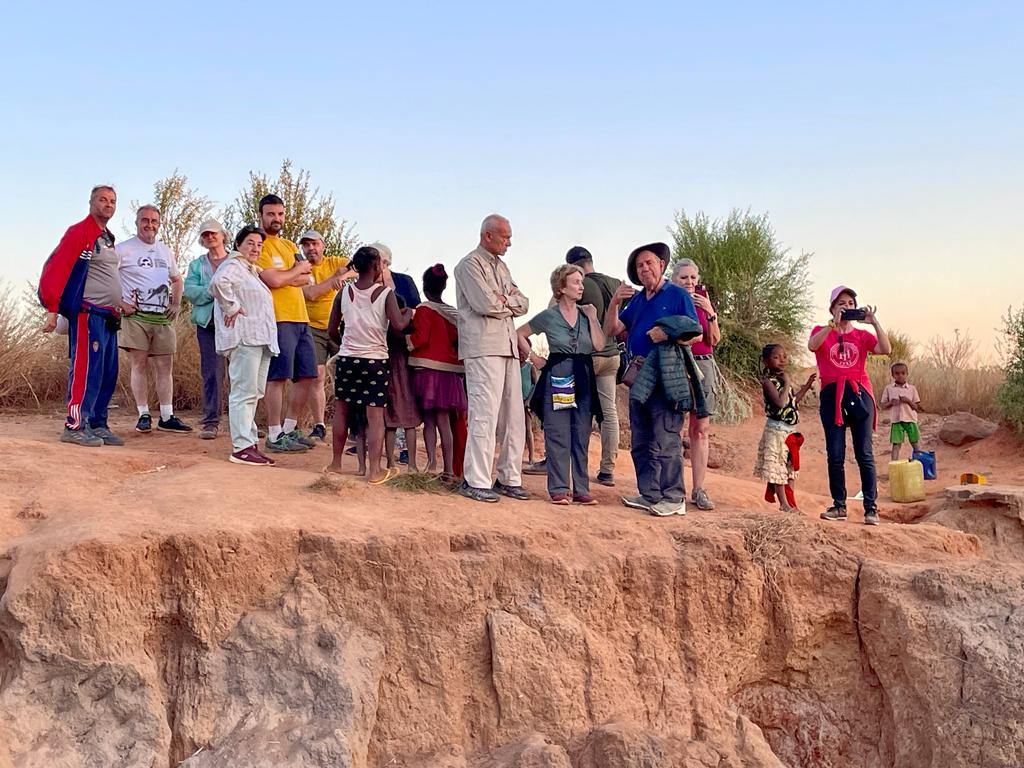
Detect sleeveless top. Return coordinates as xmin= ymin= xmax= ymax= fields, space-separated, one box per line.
xmin=339 ymin=283 xmax=392 ymax=360
xmin=764 ymin=372 xmax=799 ymax=426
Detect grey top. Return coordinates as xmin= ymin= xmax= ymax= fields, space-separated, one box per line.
xmin=528 ymin=307 xmax=595 ymax=356
xmin=83 ymin=230 xmax=122 ymax=307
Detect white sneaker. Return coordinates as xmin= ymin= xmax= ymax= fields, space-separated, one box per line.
xmin=652 ymin=499 xmax=686 ymax=517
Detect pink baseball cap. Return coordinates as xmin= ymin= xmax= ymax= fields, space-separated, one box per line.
xmin=829 ymin=285 xmax=857 ymax=308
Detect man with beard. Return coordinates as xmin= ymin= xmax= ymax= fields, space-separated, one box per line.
xmin=256 ymin=194 xmax=316 ymax=452
xmin=39 ymin=185 xmax=126 ymax=447
xmin=116 ymin=205 xmax=191 ymax=433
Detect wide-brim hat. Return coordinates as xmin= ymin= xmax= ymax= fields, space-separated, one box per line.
xmin=627 ymin=242 xmax=671 ymax=285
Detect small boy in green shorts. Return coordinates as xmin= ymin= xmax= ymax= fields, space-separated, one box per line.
xmin=880 ymin=362 xmax=922 ymax=460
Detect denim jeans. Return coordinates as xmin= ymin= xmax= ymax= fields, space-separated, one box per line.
xmin=629 ymin=387 xmax=685 ymax=504
xmin=196 ymin=324 xmax=226 ymax=429
xmin=819 ymin=383 xmax=877 ymax=512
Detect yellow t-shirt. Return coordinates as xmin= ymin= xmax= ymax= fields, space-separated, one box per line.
xmin=306 ymin=255 xmax=351 ymax=330
xmin=256 ymin=236 xmax=308 ymax=323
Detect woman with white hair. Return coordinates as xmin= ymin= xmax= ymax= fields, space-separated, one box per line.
xmin=670 ymin=258 xmax=721 ymax=511
xmin=184 ymin=218 xmax=231 ymax=439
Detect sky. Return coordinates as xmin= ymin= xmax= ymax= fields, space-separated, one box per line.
xmin=2 ymin=1 xmax=1021 ymax=360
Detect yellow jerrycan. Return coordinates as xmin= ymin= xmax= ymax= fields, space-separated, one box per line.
xmin=889 ymin=460 xmax=926 ymax=503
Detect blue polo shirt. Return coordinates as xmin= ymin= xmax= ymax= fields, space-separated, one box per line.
xmin=619 ymin=282 xmax=698 ymax=358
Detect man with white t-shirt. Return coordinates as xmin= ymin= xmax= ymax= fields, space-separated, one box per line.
xmin=116 ymin=205 xmax=192 ymax=433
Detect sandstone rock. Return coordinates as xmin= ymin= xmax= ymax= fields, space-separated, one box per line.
xmin=480 ymin=733 xmax=571 ymax=768
xmin=576 ymin=721 xmax=669 ymax=768
xmin=938 ymin=412 xmax=999 ymax=446
xmin=928 ymin=485 xmax=1024 ymax=562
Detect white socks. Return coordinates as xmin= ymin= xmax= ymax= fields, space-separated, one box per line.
xmin=137 ymin=405 xmax=149 ymax=417
xmin=282 ymin=418 xmax=297 ymax=433
xmin=269 ymin=426 xmax=283 ymax=441
xmin=159 ymin=404 xmax=173 ymax=420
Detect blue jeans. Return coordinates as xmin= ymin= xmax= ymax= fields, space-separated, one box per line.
xmin=196 ymin=324 xmax=226 ymax=429
xmin=819 ymin=383 xmax=877 ymax=512
xmin=629 ymin=388 xmax=685 ymax=504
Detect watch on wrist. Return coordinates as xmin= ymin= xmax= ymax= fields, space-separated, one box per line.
xmin=706 ymin=315 xmax=717 ymax=323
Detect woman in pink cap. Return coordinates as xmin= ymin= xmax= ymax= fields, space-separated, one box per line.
xmin=808 ymin=286 xmax=891 ymax=525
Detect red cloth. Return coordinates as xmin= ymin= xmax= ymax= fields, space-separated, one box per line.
xmin=785 ymin=432 xmax=804 ymax=471
xmin=38 ymin=215 xmax=103 ymax=313
xmin=810 ymin=325 xmax=877 ymax=427
xmin=408 ymin=305 xmax=463 ymax=371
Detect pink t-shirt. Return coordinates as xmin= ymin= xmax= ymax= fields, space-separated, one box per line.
xmin=691 ymin=303 xmax=716 ymax=356
xmin=811 ymin=326 xmax=877 ymax=393
xmin=881 ymin=382 xmax=921 ymax=423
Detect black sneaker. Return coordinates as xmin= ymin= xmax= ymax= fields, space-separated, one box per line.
xmin=285 ymin=429 xmax=315 ymax=448
xmin=458 ymin=481 xmax=500 ymax=503
xmin=596 ymin=472 xmax=615 ymax=487
xmin=89 ymin=426 xmax=125 ymax=446
xmin=158 ymin=415 xmax=193 ymax=433
xmin=820 ymin=505 xmax=848 ymax=522
xmin=136 ymin=414 xmax=153 ymax=433
xmin=864 ymin=511 xmax=881 ymax=526
xmin=61 ymin=427 xmax=103 ymax=447
xmin=265 ymin=433 xmax=309 ymax=453
xmin=523 ymin=459 xmax=548 ymax=475
xmin=309 ymin=424 xmax=327 ymax=442
xmin=493 ymin=480 xmax=531 ymax=500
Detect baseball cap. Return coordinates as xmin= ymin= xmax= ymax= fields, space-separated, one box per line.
xmin=829 ymin=285 xmax=857 ymax=309
xmin=299 ymin=230 xmax=323 ymax=243
xmin=197 ymin=218 xmax=225 ymax=239
xmin=565 ymin=246 xmax=593 ymax=265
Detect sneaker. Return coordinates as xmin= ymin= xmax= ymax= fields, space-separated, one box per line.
xmin=864 ymin=511 xmax=881 ymax=526
xmin=523 ymin=459 xmax=548 ymax=475
xmin=158 ymin=415 xmax=193 ymax=433
xmin=573 ymin=494 xmax=599 ymax=506
xmin=229 ymin=447 xmax=275 ymax=466
xmin=652 ymin=499 xmax=686 ymax=517
xmin=265 ymin=434 xmax=309 ymax=453
xmin=621 ymin=495 xmax=655 ymax=512
xmin=550 ymin=493 xmax=571 ymax=505
xmin=136 ymin=414 xmax=153 ymax=433
xmin=820 ymin=505 xmax=848 ymax=522
xmin=596 ymin=472 xmax=615 ymax=487
xmin=458 ymin=481 xmax=500 ymax=503
xmin=309 ymin=424 xmax=327 ymax=442
xmin=345 ymin=445 xmax=358 ymax=455
xmin=398 ymin=448 xmax=409 ymax=465
xmin=89 ymin=426 xmax=124 ymax=446
xmin=691 ymin=488 xmax=715 ymax=511
xmin=285 ymin=429 xmax=316 ymax=448
xmin=493 ymin=480 xmax=531 ymax=500
xmin=198 ymin=427 xmax=218 ymax=440
xmin=61 ymin=427 xmax=103 ymax=447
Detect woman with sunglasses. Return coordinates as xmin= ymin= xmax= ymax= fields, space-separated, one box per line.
xmin=808 ymin=286 xmax=891 ymax=525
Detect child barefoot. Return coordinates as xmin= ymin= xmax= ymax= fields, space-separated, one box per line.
xmin=754 ymin=344 xmax=816 ymax=512
xmin=880 ymin=362 xmax=922 ymax=460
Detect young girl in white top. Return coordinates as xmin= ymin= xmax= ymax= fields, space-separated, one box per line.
xmin=325 ymin=245 xmax=411 ymax=483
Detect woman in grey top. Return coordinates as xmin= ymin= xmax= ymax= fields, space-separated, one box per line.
xmin=209 ymin=225 xmax=280 ymax=467
xmin=517 ymin=265 xmax=605 ymax=505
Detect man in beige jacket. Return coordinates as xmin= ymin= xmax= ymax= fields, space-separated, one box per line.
xmin=455 ymin=214 xmax=532 ymax=503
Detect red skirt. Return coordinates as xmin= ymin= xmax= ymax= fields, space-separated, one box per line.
xmin=413 ymin=368 xmax=468 ymax=412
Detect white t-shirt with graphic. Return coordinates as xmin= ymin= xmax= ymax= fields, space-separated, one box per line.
xmin=116 ymin=237 xmax=179 ymax=313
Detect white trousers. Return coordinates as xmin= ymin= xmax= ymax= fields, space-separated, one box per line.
xmin=227 ymin=343 xmax=272 ymax=451
xmin=463 ymin=355 xmax=525 ymax=489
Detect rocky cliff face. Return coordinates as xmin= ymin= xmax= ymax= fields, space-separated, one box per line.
xmin=0 ymin=441 xmax=1021 ymax=768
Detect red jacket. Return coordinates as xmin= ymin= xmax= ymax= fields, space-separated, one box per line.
xmin=408 ymin=305 xmax=463 ymax=373
xmin=38 ymin=215 xmax=104 ymax=315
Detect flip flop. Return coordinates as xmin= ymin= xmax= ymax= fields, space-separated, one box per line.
xmin=368 ymin=467 xmax=399 ymax=486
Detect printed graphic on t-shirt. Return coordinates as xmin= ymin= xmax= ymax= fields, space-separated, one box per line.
xmin=828 ymin=338 xmax=861 ymax=369
xmin=117 ymin=237 xmax=176 ymax=312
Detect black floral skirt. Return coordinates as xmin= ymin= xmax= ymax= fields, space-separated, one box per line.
xmin=334 ymin=356 xmax=390 ymax=408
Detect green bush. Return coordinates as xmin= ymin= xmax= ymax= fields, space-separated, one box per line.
xmin=997 ymin=307 xmax=1024 ymax=432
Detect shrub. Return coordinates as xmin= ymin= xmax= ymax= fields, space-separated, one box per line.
xmin=997 ymin=307 xmax=1024 ymax=433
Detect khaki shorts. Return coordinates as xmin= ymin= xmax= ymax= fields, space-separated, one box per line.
xmin=118 ymin=315 xmax=177 ymax=355
xmin=311 ymin=326 xmax=339 ymax=367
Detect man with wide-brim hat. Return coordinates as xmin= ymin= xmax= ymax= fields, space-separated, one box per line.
xmin=603 ymin=241 xmax=703 ymax=517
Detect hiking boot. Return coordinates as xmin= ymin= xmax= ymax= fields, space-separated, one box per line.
xmin=136 ymin=414 xmax=153 ymax=433
xmin=265 ymin=433 xmax=309 ymax=453
xmin=61 ymin=427 xmax=103 ymax=447
xmin=309 ymin=424 xmax=327 ymax=442
xmin=493 ymin=480 xmax=531 ymax=500
xmin=198 ymin=427 xmax=218 ymax=440
xmin=691 ymin=488 xmax=715 ymax=511
xmin=229 ymin=446 xmax=275 ymax=466
xmin=596 ymin=472 xmax=615 ymax=487
xmin=652 ymin=499 xmax=686 ymax=517
xmin=573 ymin=494 xmax=599 ymax=506
xmin=458 ymin=481 xmax=500 ymax=503
xmin=820 ymin=505 xmax=848 ymax=522
xmin=523 ymin=459 xmax=548 ymax=475
xmin=158 ymin=415 xmax=193 ymax=433
xmin=285 ymin=429 xmax=316 ymax=448
xmin=621 ymin=495 xmax=655 ymax=512
xmin=89 ymin=426 xmax=124 ymax=446
xmin=550 ymin=493 xmax=571 ymax=505
xmin=864 ymin=510 xmax=881 ymax=526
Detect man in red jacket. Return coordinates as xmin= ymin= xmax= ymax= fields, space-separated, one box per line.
xmin=39 ymin=185 xmax=126 ymax=447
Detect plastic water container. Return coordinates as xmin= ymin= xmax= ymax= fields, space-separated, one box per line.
xmin=912 ymin=449 xmax=937 ymax=480
xmin=889 ymin=460 xmax=926 ymax=503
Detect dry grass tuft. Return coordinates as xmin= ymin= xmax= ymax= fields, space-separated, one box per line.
xmin=307 ymin=475 xmax=350 ymax=494
xmin=386 ymin=472 xmax=457 ymax=495
xmin=742 ymin=515 xmax=801 ymax=596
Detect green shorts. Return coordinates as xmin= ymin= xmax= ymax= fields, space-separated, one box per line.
xmin=890 ymin=421 xmax=921 ymax=445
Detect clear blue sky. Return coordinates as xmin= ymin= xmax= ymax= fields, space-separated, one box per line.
xmin=3 ymin=2 xmax=1021 ymax=358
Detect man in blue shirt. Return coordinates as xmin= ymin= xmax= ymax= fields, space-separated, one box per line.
xmin=604 ymin=242 xmax=699 ymax=517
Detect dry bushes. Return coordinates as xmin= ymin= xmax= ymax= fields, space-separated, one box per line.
xmin=742 ymin=515 xmax=801 ymax=597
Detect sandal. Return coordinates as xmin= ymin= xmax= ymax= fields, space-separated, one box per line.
xmin=368 ymin=467 xmax=400 ymax=486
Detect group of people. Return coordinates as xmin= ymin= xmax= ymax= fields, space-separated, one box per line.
xmin=41 ymin=184 xmax=909 ymax=522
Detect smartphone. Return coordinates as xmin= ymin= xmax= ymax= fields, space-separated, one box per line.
xmin=694 ymin=284 xmax=708 ymax=298
xmin=841 ymin=308 xmax=866 ymax=322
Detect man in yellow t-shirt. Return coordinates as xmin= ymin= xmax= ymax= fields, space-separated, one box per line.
xmin=299 ymin=229 xmax=354 ymax=440
xmin=256 ymin=194 xmax=317 ymax=453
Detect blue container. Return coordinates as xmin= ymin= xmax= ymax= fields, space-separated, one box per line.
xmin=912 ymin=449 xmax=937 ymax=480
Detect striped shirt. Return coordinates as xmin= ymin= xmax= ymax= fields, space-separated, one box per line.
xmin=209 ymin=254 xmax=280 ymax=356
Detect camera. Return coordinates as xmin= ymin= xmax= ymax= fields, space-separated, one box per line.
xmin=841 ymin=308 xmax=866 ymax=322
